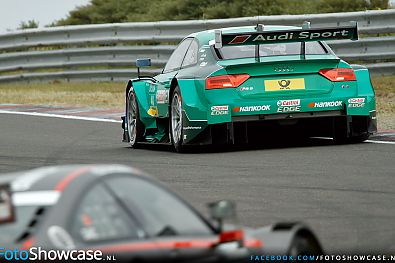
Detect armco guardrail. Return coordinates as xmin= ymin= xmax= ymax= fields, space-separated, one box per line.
xmin=0 ymin=9 xmax=394 ymax=83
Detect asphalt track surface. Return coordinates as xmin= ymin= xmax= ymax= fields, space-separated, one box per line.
xmin=0 ymin=113 xmax=394 ymax=253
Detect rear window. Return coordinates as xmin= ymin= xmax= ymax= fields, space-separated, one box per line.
xmin=219 ymin=42 xmax=327 ymax=60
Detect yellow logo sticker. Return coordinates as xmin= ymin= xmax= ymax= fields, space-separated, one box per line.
xmin=147 ymin=106 xmax=158 ymax=117
xmin=264 ymin=78 xmax=305 ymax=91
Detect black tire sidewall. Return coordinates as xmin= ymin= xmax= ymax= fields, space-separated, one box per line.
xmin=170 ymin=86 xmax=184 ymax=152
xmin=127 ymin=88 xmax=143 ymax=147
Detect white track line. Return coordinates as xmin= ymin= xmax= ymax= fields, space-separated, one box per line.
xmin=1 ymin=110 xmax=394 ymax=144
xmin=365 ymin=140 xmax=395 ymax=145
xmin=0 ymin=110 xmax=121 ymax=123
xmin=311 ymin=136 xmax=395 ymax=145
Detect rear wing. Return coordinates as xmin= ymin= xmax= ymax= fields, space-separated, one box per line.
xmin=214 ymin=21 xmax=358 ymax=48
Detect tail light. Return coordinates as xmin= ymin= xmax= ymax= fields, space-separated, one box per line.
xmin=206 ymin=74 xmax=249 ymax=90
xmin=319 ymin=68 xmax=356 ymax=82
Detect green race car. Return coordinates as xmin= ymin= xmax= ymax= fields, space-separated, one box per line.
xmin=122 ymin=22 xmax=377 ymax=152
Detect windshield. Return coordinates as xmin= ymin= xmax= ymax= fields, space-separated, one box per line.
xmin=0 ymin=206 xmax=42 ymax=246
xmin=105 ymin=177 xmax=214 ymax=237
xmin=219 ymin=41 xmax=327 ymax=60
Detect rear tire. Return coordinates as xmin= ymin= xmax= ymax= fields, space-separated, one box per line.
xmin=349 ymin=132 xmax=370 ymax=143
xmin=170 ymin=86 xmax=184 ymax=152
xmin=333 ymin=117 xmax=370 ymax=144
xmin=288 ymin=233 xmax=323 ymax=256
xmin=127 ymin=88 xmax=144 ymax=148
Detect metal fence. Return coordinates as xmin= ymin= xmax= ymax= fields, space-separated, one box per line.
xmin=0 ymin=9 xmax=394 ymax=83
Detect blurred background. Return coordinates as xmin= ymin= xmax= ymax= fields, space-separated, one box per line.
xmin=0 ymin=0 xmax=394 ymax=32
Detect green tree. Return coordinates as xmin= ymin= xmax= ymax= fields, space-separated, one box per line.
xmin=53 ymin=0 xmax=389 ymax=26
xmin=18 ymin=20 xmax=39 ymax=29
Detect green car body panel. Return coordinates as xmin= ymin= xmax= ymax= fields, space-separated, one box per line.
xmin=122 ymin=25 xmax=377 ymax=149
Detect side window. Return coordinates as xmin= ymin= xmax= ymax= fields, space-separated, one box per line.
xmin=181 ymin=40 xmax=199 ymax=68
xmin=163 ymin=38 xmax=192 ymax=73
xmin=71 ymin=183 xmax=141 ymax=243
xmin=104 ymin=176 xmax=212 ymax=237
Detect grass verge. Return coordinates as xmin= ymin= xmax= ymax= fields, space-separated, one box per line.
xmin=0 ymin=76 xmax=394 ymax=130
xmin=0 ymin=81 xmax=125 ymax=109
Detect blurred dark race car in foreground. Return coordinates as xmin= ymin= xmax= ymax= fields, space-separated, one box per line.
xmin=0 ymin=165 xmax=322 ymax=262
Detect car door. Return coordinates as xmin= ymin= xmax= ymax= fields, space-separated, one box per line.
xmin=151 ymin=38 xmax=193 ymax=117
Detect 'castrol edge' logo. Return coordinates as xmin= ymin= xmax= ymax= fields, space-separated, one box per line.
xmin=348 ymin=98 xmax=365 ymax=108
xmin=348 ymin=98 xmax=365 ymax=104
xmin=211 ymin=105 xmax=229 ymax=116
xmin=277 ymin=99 xmax=300 ymax=113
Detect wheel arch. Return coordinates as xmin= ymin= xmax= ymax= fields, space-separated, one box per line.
xmin=253 ymin=222 xmax=323 ymax=255
xmin=168 ymin=78 xmax=179 ymax=104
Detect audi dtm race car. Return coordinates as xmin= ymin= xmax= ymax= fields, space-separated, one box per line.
xmin=121 ymin=22 xmax=377 ymax=152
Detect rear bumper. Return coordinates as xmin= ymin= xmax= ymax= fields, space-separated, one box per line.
xmin=186 ymin=111 xmax=377 ymax=146
xmin=232 ymin=110 xmax=343 ymax=122
xmin=206 ymin=96 xmax=375 ymax=125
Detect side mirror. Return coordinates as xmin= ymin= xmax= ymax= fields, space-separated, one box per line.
xmin=136 ymin=58 xmax=151 ymax=78
xmin=0 ymin=184 xmax=15 ymax=224
xmin=207 ymin=200 xmax=236 ymax=231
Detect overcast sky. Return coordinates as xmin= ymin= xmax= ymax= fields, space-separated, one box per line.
xmin=0 ymin=0 xmax=90 ymax=33
xmin=0 ymin=0 xmax=394 ymax=33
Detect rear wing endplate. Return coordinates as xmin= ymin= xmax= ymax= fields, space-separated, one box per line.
xmin=215 ymin=21 xmax=358 ymax=48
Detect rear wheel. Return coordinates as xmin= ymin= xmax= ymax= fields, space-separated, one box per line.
xmin=170 ymin=86 xmax=184 ymax=152
xmin=333 ymin=117 xmax=370 ymax=144
xmin=127 ymin=89 xmax=144 ymax=148
xmin=288 ymin=233 xmax=323 ymax=256
xmin=349 ymin=132 xmax=370 ymax=143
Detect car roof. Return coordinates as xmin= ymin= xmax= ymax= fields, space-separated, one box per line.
xmin=190 ymin=25 xmax=300 ymax=45
xmin=1 ymin=164 xmax=146 ymax=193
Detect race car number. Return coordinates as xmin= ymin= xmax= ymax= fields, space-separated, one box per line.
xmin=264 ymin=78 xmax=305 ymax=91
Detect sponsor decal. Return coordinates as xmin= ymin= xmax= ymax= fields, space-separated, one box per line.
xmin=156 ymin=90 xmax=168 ymax=104
xmin=211 ymin=105 xmax=229 ymax=116
xmin=348 ymin=98 xmax=365 ymax=108
xmin=147 ymin=106 xmax=158 ymax=117
xmin=225 ymin=28 xmax=356 ymax=46
xmin=265 ymin=78 xmax=305 ymax=91
xmin=278 ymin=80 xmax=291 ymax=89
xmin=277 ymin=99 xmax=300 ymax=113
xmin=308 ymin=101 xmax=342 ymax=108
xmin=229 ymin=35 xmax=251 ymax=44
xmin=274 ymin=66 xmax=294 ymax=72
xmin=148 ymin=86 xmax=156 ymax=93
xmin=200 ymin=62 xmax=208 ymax=67
xmin=183 ymin=126 xmax=202 ymax=130
xmin=277 ymin=99 xmax=300 ymax=106
xmin=250 ymin=30 xmax=350 ymax=41
xmin=348 ymin=98 xmax=365 ymax=104
xmin=233 ymin=105 xmax=270 ymax=113
xmin=240 ymin=86 xmax=254 ymax=91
